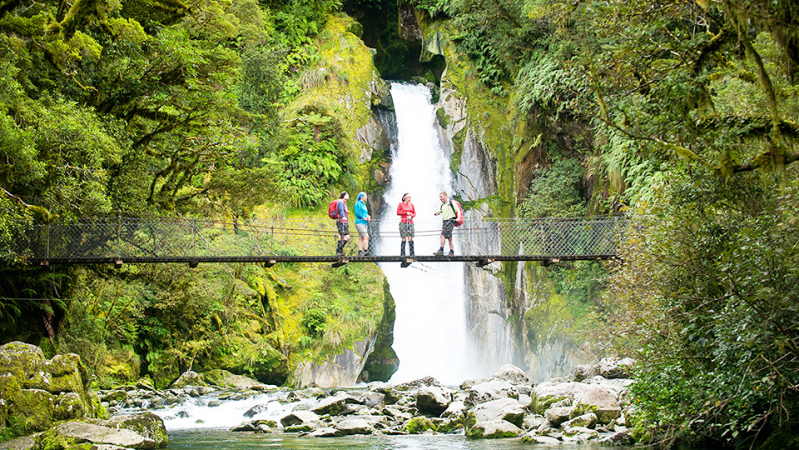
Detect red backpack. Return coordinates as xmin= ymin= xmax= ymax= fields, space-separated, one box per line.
xmin=328 ymin=199 xmax=342 ymax=219
xmin=451 ymin=200 xmax=464 ymax=226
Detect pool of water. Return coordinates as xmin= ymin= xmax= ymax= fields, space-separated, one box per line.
xmin=167 ymin=429 xmax=611 ymax=449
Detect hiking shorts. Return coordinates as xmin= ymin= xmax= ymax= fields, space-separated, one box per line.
xmin=399 ymin=222 xmax=414 ymax=238
xmin=337 ymin=222 xmax=349 ymax=237
xmin=441 ymin=219 xmax=456 ymax=239
xmin=356 ymin=223 xmax=368 ymax=237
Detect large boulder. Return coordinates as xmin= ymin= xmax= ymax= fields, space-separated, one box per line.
xmin=471 ymin=398 xmax=525 ymax=428
xmin=531 ymin=381 xmax=587 ymax=414
xmin=280 ymin=411 xmax=320 ymax=428
xmin=53 ymin=421 xmax=163 ymax=449
xmin=466 ymin=420 xmax=522 ymax=438
xmin=0 ymin=342 xmax=106 ymax=436
xmin=465 ymin=379 xmax=514 ymax=407
xmin=416 ymin=385 xmax=452 ymax=416
xmin=575 ymin=386 xmax=621 ymax=423
xmin=595 ymin=357 xmax=635 ymax=379
xmin=492 ymin=364 xmax=532 ymax=386
xmin=170 ymin=371 xmax=206 ymax=389
xmin=335 ymin=417 xmax=374 ymax=435
xmin=99 ymin=412 xmax=168 ymax=447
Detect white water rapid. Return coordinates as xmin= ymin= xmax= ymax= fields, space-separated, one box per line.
xmin=377 ymin=83 xmax=484 ymax=385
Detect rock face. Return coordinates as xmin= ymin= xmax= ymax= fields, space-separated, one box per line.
xmin=292 ymin=340 xmax=375 ymax=388
xmin=0 ymin=342 xmax=106 ymax=436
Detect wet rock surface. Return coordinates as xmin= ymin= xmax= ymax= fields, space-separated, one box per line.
xmin=94 ymin=362 xmax=637 ymax=446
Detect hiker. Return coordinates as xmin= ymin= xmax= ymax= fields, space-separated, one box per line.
xmin=354 ymin=192 xmax=371 ymax=256
xmin=334 ymin=191 xmax=350 ymax=256
xmin=433 ymin=191 xmax=461 ymax=255
xmin=396 ymin=193 xmax=416 ymax=256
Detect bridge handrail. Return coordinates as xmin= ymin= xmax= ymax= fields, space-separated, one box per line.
xmin=12 ymin=215 xmax=629 ymax=262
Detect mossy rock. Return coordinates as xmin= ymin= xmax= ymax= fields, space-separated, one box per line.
xmin=34 ymin=428 xmax=83 ymax=450
xmin=534 ymin=395 xmax=569 ymax=414
xmin=436 ymin=418 xmax=464 ymax=434
xmin=0 ymin=342 xmax=49 ymax=390
xmin=106 ymin=412 xmax=168 ymax=447
xmin=403 ymin=417 xmax=436 ymax=434
xmin=13 ymin=389 xmax=55 ymax=433
xmin=285 ymin=425 xmax=314 ymax=433
xmin=53 ymin=393 xmax=87 ymax=421
xmin=101 ymin=390 xmax=127 ymax=403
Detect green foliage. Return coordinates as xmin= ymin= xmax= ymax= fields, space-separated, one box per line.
xmin=518 ymin=158 xmax=586 ymax=218
xmin=279 ymin=108 xmax=348 ymax=207
xmin=300 ymin=307 xmax=327 ymax=337
xmin=606 ymin=169 xmax=799 ymax=447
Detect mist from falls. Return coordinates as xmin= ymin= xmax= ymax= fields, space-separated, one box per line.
xmin=376 ymin=83 xmax=487 ymax=385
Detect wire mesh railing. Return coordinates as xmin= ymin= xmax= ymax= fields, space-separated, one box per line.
xmin=13 ymin=216 xmax=628 ymax=262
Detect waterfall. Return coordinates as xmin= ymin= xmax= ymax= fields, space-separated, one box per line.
xmin=377 ymin=83 xmax=484 ymax=385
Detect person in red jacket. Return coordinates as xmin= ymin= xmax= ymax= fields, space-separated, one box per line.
xmin=396 ymin=193 xmax=416 ymax=256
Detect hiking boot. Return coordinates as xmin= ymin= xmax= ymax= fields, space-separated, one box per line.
xmin=357 ymin=250 xmax=363 ymax=257
xmin=433 ymin=249 xmax=444 ymax=256
xmin=449 ymin=250 xmax=455 ymax=256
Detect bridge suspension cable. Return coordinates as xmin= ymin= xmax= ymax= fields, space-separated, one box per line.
xmin=11 ymin=216 xmax=628 ymax=267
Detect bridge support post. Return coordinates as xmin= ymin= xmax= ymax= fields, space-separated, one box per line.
xmin=541 ymin=258 xmax=560 ymax=267
xmin=114 ymin=260 xmax=123 ymax=269
xmin=188 ymin=260 xmax=199 ymax=268
xmin=476 ymin=259 xmax=495 ymax=268
xmin=264 ymin=259 xmax=277 ymax=268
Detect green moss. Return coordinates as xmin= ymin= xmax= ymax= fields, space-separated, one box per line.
xmin=436 ymin=418 xmax=464 ymax=433
xmin=285 ymin=425 xmax=313 ymax=433
xmin=465 ymin=425 xmax=484 ymax=438
xmin=404 ymin=417 xmax=437 ymax=434
xmin=34 ymin=428 xmax=81 ymax=450
xmin=533 ymin=395 xmax=569 ymax=415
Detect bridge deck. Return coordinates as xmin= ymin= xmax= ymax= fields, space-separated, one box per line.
xmin=15 ymin=216 xmax=628 ymax=267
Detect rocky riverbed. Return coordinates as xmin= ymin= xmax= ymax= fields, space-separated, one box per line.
xmin=1 ymin=340 xmax=640 ymax=449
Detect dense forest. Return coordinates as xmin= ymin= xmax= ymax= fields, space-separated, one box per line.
xmin=1 ymin=0 xmax=798 ymax=448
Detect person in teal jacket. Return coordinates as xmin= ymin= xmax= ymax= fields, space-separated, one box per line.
xmin=354 ymin=192 xmax=371 ymax=256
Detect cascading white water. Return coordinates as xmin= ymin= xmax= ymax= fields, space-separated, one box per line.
xmin=377 ymin=83 xmax=483 ymax=385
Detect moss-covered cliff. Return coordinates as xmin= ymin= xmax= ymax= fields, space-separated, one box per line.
xmin=405 ymin=9 xmax=609 ymax=379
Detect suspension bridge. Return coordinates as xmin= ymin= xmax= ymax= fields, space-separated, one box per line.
xmin=14 ymin=216 xmax=628 ymax=268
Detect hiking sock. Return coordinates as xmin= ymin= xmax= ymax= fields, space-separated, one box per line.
xmin=409 ymin=241 xmax=415 ymax=256
xmin=336 ymin=240 xmax=344 ymax=255
xmin=400 ymin=241 xmax=406 ymax=256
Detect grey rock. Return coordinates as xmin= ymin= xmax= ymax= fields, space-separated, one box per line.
xmin=312 ymin=396 xmax=348 ymax=416
xmin=544 ymin=406 xmax=574 ymax=427
xmin=335 ymin=417 xmax=374 ymax=435
xmin=465 ymin=379 xmax=514 ymax=407
xmin=522 ymin=414 xmax=546 ymax=430
xmin=306 ymin=427 xmax=344 ymax=438
xmin=599 ymin=429 xmax=634 ymax=445
xmin=471 ymin=398 xmax=525 ymax=428
xmin=460 ymin=378 xmax=490 ymax=389
xmin=467 ymin=420 xmax=522 ymax=438
xmin=521 ymin=432 xmax=562 ymax=445
xmin=171 ymin=371 xmax=206 ymax=389
xmin=563 ymin=412 xmax=597 ymax=429
xmin=54 ymin=422 xmax=157 ymax=449
xmin=280 ymin=411 xmax=320 ymax=427
xmin=575 ymin=386 xmax=621 ymax=424
xmin=493 ymin=364 xmax=532 ymax=386
xmin=243 ymin=404 xmax=269 ymax=418
xmin=416 ymin=385 xmax=452 ymax=416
